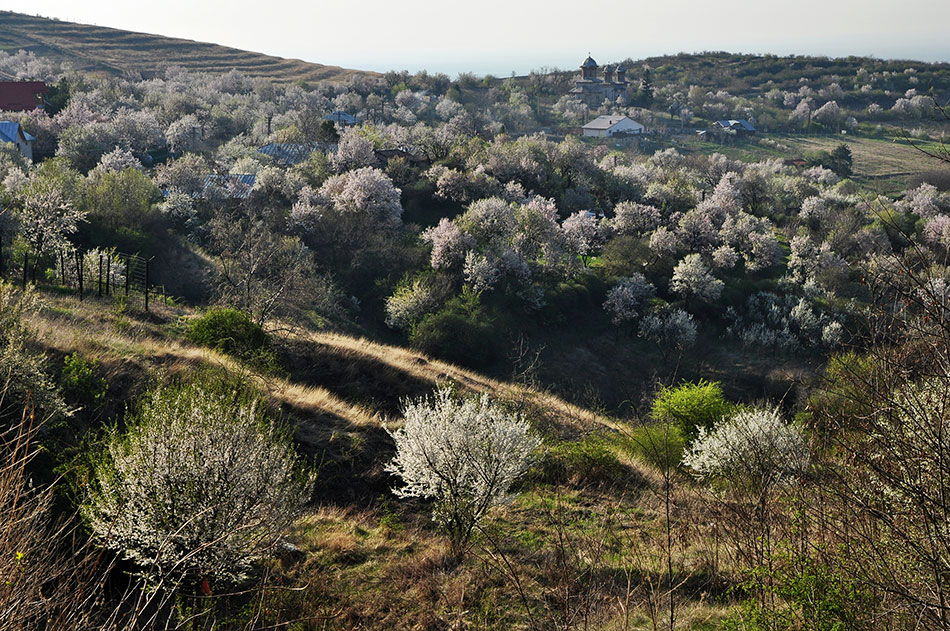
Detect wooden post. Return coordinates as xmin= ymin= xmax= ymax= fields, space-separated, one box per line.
xmin=22 ymin=252 xmax=27 ymax=289
xmin=76 ymin=251 xmax=83 ymax=301
xmin=97 ymin=254 xmax=103 ymax=297
xmin=0 ymin=234 xmax=4 ymax=278
xmin=60 ymin=251 xmax=65 ymax=286
xmin=125 ymin=257 xmax=130 ymax=297
xmin=106 ymin=255 xmax=111 ymax=296
xmin=144 ymin=257 xmax=150 ymax=312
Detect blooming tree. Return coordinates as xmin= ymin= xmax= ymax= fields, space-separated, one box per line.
xmin=671 ymin=254 xmax=724 ymax=304
xmin=603 ymin=274 xmax=656 ymax=325
xmin=385 ymin=387 xmax=540 ymax=556
xmin=422 ymin=218 xmax=474 ymax=271
xmin=330 ymin=127 xmax=377 ymax=172
xmin=684 ymin=406 xmax=809 ymax=495
xmin=562 ymin=211 xmax=605 ymax=266
xmin=84 ymin=383 xmax=313 ymax=585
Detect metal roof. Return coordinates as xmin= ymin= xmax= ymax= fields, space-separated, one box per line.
xmin=257 ymin=142 xmax=331 ymax=165
xmin=0 ymin=121 xmax=26 ymax=145
xmin=716 ymin=119 xmax=756 ymax=131
xmin=581 ymin=56 xmax=598 ymax=68
xmin=324 ymin=111 xmax=359 ymax=124
xmin=201 ymin=174 xmax=256 ymax=199
xmin=582 ymin=115 xmax=641 ymax=130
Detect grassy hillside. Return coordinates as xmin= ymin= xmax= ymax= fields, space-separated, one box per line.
xmin=0 ymin=11 xmax=375 ymax=83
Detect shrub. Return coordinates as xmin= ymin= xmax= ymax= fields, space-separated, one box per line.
xmin=683 ymin=407 xmax=809 ymax=493
xmin=621 ymin=423 xmax=687 ymax=471
xmin=186 ymin=307 xmax=269 ymax=360
xmin=537 ymin=435 xmax=629 ymax=489
xmin=84 ymin=381 xmax=313 ymax=585
xmin=0 ymin=282 xmax=66 ymax=420
xmin=409 ymin=295 xmax=499 ymax=368
xmin=60 ymin=352 xmax=107 ymax=405
xmin=385 ymin=387 xmax=540 ymax=557
xmin=650 ymin=379 xmax=733 ymax=441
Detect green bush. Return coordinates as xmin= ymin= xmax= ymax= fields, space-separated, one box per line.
xmin=187 ymin=307 xmax=268 ymax=357
xmin=409 ymin=294 xmax=499 ymax=368
xmin=650 ymin=379 xmax=734 ymax=441
xmin=535 ymin=435 xmax=630 ymax=489
xmin=186 ymin=308 xmax=280 ymax=373
xmin=621 ymin=423 xmax=687 ymax=470
xmin=721 ymin=551 xmax=870 ymax=631
xmin=60 ymin=353 xmax=107 ymax=405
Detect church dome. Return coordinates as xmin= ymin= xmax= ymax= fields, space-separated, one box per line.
xmin=581 ymin=56 xmax=598 ymax=68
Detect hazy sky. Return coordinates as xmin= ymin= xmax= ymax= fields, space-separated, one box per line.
xmin=4 ymin=0 xmax=949 ymax=76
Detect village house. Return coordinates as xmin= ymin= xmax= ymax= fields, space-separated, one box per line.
xmin=324 ymin=111 xmax=359 ymax=126
xmin=582 ymin=115 xmax=645 ymax=138
xmin=0 ymin=81 xmax=48 ymax=111
xmin=0 ymin=121 xmax=35 ymax=161
xmin=569 ymin=56 xmax=629 ymax=109
xmin=712 ymin=119 xmax=756 ymax=136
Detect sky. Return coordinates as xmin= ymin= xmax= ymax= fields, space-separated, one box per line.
xmin=3 ymin=0 xmax=950 ymax=76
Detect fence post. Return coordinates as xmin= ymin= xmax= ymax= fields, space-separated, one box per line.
xmin=60 ymin=251 xmax=65 ymax=286
xmin=21 ymin=252 xmax=27 ymax=289
xmin=98 ymin=254 xmax=103 ymax=297
xmin=76 ymin=251 xmax=83 ymax=301
xmin=106 ymin=255 xmax=111 ymax=296
xmin=144 ymin=257 xmax=150 ymax=312
xmin=125 ymin=257 xmax=130 ymax=297
xmin=0 ymin=235 xmax=4 ymax=278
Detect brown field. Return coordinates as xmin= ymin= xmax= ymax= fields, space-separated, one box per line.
xmin=780 ymin=135 xmax=946 ymax=179
xmin=0 ymin=11 xmax=376 ymax=83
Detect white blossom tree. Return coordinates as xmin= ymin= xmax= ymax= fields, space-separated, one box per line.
xmin=603 ymin=274 xmax=656 ymax=326
xmin=385 ymin=387 xmax=540 ymax=557
xmin=330 ymin=127 xmax=377 ymax=172
xmin=422 ymin=218 xmax=474 ymax=271
xmin=671 ymin=254 xmax=724 ymax=305
xmin=562 ymin=211 xmax=606 ymax=266
xmin=84 ymin=383 xmax=313 ymax=585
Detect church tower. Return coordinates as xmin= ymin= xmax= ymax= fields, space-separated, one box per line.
xmin=581 ymin=56 xmax=598 ymax=81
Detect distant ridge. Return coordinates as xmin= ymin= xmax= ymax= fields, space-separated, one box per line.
xmin=0 ymin=11 xmax=375 ymax=83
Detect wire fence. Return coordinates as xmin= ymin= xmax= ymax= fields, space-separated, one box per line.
xmin=9 ymin=248 xmax=167 ymax=312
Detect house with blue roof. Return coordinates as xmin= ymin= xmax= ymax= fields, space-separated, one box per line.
xmin=0 ymin=121 xmax=35 ymax=161
xmin=257 ymin=142 xmax=337 ymax=166
xmin=713 ymin=119 xmax=756 ymax=136
xmin=324 ymin=111 xmax=359 ymax=126
xmin=200 ymin=174 xmax=256 ymax=200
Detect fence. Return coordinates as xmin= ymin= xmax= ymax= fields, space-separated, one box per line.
xmin=13 ymin=248 xmax=166 ymax=312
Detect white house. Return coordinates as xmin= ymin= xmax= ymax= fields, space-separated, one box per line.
xmin=582 ymin=115 xmax=644 ymax=138
xmin=0 ymin=121 xmax=35 ymax=161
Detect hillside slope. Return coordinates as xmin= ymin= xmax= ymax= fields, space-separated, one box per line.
xmin=0 ymin=11 xmax=374 ymax=83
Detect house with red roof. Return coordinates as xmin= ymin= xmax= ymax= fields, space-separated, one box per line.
xmin=0 ymin=81 xmax=48 ymax=112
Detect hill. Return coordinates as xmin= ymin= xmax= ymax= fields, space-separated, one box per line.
xmin=0 ymin=11 xmax=374 ymax=83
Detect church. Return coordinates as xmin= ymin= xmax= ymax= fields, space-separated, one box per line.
xmin=569 ymin=55 xmax=629 ymax=109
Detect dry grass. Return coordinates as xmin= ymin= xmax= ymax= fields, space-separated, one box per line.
xmin=305 ymin=331 xmax=621 ymax=434
xmin=26 ymin=294 xmax=379 ymax=437
xmin=0 ymin=11 xmax=376 ymax=83
xmin=781 ymin=135 xmax=946 ymax=179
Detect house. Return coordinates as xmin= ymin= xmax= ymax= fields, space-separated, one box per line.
xmin=582 ymin=115 xmax=644 ymax=138
xmin=200 ymin=174 xmax=256 ymax=200
xmin=257 ymin=142 xmax=337 ymax=166
xmin=324 ymin=111 xmax=359 ymax=126
xmin=0 ymin=81 xmax=48 ymax=112
xmin=713 ymin=119 xmax=756 ymax=136
xmin=0 ymin=121 xmax=35 ymax=161
xmin=569 ymin=56 xmax=629 ymax=109
xmin=374 ymin=146 xmax=431 ymax=168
